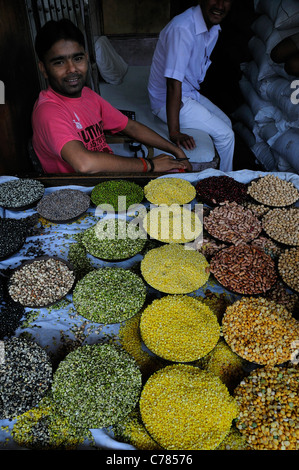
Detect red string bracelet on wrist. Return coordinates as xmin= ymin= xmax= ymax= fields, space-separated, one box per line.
xmin=139 ymin=157 xmax=148 ymax=172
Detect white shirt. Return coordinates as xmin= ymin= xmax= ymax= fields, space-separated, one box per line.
xmin=148 ymin=5 xmax=221 ymax=112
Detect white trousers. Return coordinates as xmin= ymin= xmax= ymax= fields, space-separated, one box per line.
xmin=154 ymin=95 xmax=235 ymax=172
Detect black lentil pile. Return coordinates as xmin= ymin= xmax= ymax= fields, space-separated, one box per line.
xmin=82 ymin=220 xmax=146 ymax=260
xmin=37 ymin=189 xmax=90 ymax=222
xmin=8 ymin=257 xmax=76 ymax=307
xmin=51 ymin=343 xmax=142 ymax=431
xmin=0 ymin=218 xmax=27 ymax=260
xmin=195 ymin=175 xmax=248 ymax=205
xmin=72 ymin=267 xmax=147 ymax=323
xmin=0 ymin=274 xmax=25 ymax=339
xmin=0 ymin=179 xmax=44 ymax=209
xmin=0 ymin=336 xmax=52 ymax=419
xmin=91 ymin=180 xmax=144 ymax=211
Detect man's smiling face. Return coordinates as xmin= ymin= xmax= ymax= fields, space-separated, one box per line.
xmin=200 ymin=0 xmax=233 ymax=28
xmin=39 ymin=39 xmax=88 ymax=98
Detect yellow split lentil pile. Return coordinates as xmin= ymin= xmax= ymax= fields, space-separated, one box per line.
xmin=142 ymin=205 xmax=202 ymax=244
xmin=139 ymin=364 xmax=239 ymax=450
xmin=140 ymin=295 xmax=220 ymax=362
xmin=196 ymin=338 xmax=247 ymax=393
xmin=234 ymin=366 xmax=299 ymax=450
xmin=113 ymin=409 xmax=162 ymax=450
xmin=216 ymin=426 xmax=250 ymax=450
xmin=118 ymin=311 xmax=164 ymax=379
xmin=141 ymin=243 xmax=210 ymax=294
xmin=143 ymin=177 xmax=196 ymax=205
xmin=222 ymin=297 xmax=299 ymax=365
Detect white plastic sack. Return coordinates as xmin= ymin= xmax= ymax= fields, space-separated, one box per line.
xmin=248 ymin=36 xmax=276 ymax=81
xmin=239 ymin=76 xmax=282 ymax=123
xmin=263 ymin=77 xmax=299 ymax=122
xmin=251 ymin=140 xmax=278 ymax=171
xmin=275 ymin=0 xmax=299 ymax=30
xmin=94 ymin=36 xmax=128 ymax=85
xmin=272 ymin=128 xmax=299 ymax=172
xmin=233 ymin=122 xmax=256 ymax=148
xmin=254 ymin=0 xmax=281 ymax=21
xmin=251 ymin=14 xmax=274 ymax=43
xmin=272 ymin=148 xmax=296 ymax=172
xmin=231 ymin=102 xmax=256 ymax=130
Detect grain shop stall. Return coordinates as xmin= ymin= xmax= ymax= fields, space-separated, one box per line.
xmin=0 ymin=0 xmax=299 ymax=453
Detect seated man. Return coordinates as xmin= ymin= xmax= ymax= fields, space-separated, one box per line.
xmin=32 ymin=19 xmax=191 ymax=174
xmin=148 ymin=0 xmax=235 ymax=172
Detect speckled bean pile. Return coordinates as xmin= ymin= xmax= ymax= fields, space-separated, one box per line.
xmin=262 ymin=207 xmax=299 ymax=246
xmin=204 ymin=201 xmax=262 ymax=245
xmin=0 ymin=336 xmax=52 ymax=419
xmin=8 ymin=257 xmax=75 ymax=307
xmin=0 ymin=178 xmax=44 ymax=208
xmin=210 ymin=244 xmax=277 ymax=295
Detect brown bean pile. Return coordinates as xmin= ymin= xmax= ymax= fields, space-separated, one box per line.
xmin=262 ymin=208 xmax=299 ymax=246
xmin=210 ymin=244 xmax=277 ymax=294
xmin=222 ymin=297 xmax=299 ymax=366
xmin=247 ymin=174 xmax=299 ymax=207
xmin=278 ymin=247 xmax=299 ymax=293
xmin=234 ymin=366 xmax=299 ymax=450
xmin=204 ymin=201 xmax=262 ymax=245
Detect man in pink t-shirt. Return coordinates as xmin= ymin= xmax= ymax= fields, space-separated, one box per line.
xmin=32 ymin=19 xmax=191 ymax=174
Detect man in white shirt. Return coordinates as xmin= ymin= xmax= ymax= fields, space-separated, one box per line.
xmin=148 ymin=0 xmax=235 ymax=172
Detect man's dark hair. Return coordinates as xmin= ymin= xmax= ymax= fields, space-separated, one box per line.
xmin=35 ymin=18 xmax=85 ymax=61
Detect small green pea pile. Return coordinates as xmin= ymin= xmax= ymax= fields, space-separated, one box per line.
xmin=91 ymin=180 xmax=144 ymax=211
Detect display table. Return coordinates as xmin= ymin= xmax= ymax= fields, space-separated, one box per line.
xmin=0 ymin=169 xmax=298 ymax=450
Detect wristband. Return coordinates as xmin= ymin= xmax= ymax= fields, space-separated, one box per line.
xmin=139 ymin=157 xmax=148 ymax=172
xmin=147 ymin=158 xmax=155 ymax=172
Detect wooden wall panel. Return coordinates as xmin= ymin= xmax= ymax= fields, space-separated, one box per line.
xmin=0 ymin=0 xmax=40 ymax=175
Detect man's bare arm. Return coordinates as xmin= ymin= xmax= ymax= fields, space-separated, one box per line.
xmin=166 ymin=77 xmax=195 ymax=150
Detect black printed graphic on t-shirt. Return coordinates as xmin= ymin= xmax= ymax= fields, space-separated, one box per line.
xmin=77 ymin=120 xmax=113 ymax=154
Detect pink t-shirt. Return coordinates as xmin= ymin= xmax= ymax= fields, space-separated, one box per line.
xmin=32 ymin=87 xmax=128 ymax=173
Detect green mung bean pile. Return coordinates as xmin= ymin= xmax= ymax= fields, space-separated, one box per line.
xmin=51 ymin=343 xmax=142 ymax=431
xmin=82 ymin=219 xmax=146 ymax=260
xmin=91 ymin=180 xmax=144 ymax=211
xmin=72 ymin=267 xmax=147 ymax=323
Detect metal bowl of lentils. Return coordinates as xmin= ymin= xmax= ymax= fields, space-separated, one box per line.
xmin=8 ymin=256 xmax=76 ymax=308
xmin=0 ymin=178 xmax=45 ymax=210
xmin=37 ymin=188 xmax=90 ymax=223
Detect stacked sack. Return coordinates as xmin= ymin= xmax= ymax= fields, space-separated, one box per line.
xmin=233 ymin=0 xmax=299 ymax=173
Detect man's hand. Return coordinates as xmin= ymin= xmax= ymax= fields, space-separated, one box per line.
xmin=169 ymin=131 xmax=196 ymax=151
xmin=151 ymin=154 xmax=190 ymax=172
